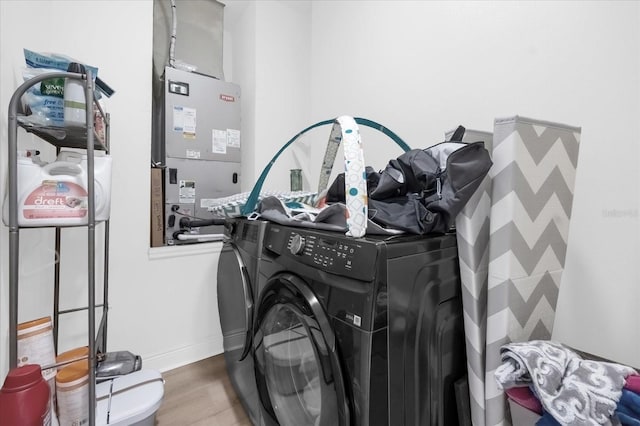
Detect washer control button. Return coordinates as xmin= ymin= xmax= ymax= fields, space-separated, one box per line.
xmin=290 ymin=234 xmax=306 ymax=255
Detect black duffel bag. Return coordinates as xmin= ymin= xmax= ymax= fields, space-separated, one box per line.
xmin=327 ymin=126 xmax=493 ymax=234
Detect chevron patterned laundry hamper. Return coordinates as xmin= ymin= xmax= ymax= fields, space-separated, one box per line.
xmin=451 ymin=117 xmax=581 ymax=426
xmin=484 ymin=116 xmax=581 ymax=426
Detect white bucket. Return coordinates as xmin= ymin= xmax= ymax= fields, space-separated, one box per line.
xmin=3 ymin=151 xmax=112 ymax=226
xmin=96 ymin=369 xmax=165 ymax=426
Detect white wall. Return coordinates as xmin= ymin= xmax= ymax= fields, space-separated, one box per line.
xmin=225 ymin=0 xmax=313 ymax=193
xmin=1 ymin=0 xmax=638 ymax=383
xmin=0 ymin=0 xmax=229 ymax=380
xmin=308 ymin=1 xmax=639 ymax=367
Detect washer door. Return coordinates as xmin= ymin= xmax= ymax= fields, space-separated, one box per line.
xmin=217 ymin=242 xmax=253 ymax=360
xmin=254 ymin=273 xmax=350 ymax=426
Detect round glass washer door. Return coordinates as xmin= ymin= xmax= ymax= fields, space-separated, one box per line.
xmin=254 ymin=276 xmax=348 ymax=426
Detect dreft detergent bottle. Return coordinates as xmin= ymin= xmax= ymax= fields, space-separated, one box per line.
xmin=2 ymin=151 xmax=112 ymax=227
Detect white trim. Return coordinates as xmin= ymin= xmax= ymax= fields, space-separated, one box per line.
xmin=148 ymin=241 xmax=223 ymax=260
xmin=142 ymin=334 xmax=224 ymax=373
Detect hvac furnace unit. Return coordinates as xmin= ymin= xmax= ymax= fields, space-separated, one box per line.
xmin=159 ymin=66 xmax=241 ymax=245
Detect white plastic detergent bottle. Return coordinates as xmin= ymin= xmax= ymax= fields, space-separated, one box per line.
xmin=2 ymin=153 xmax=112 ymax=227
xmin=64 ymin=62 xmax=87 ymax=126
xmin=55 ymin=150 xmax=113 ymax=222
xmin=56 ymin=150 xmax=112 ymax=222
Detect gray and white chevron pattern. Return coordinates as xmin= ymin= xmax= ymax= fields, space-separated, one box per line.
xmin=452 ymin=129 xmax=494 ymax=426
xmin=485 ymin=116 xmax=581 ymax=426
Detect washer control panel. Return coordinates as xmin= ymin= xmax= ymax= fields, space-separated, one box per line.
xmin=265 ymin=226 xmax=377 ymax=280
xmin=265 ymin=224 xmax=378 ymax=280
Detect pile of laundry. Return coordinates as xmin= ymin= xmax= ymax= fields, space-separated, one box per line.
xmin=495 ymin=340 xmax=639 ymax=426
xmin=256 ymin=132 xmax=492 ymax=236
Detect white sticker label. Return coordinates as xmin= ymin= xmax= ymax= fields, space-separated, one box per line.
xmin=179 ymin=180 xmax=196 ymax=204
xmin=186 ymin=150 xmax=200 ymax=159
xmin=353 ymin=314 xmax=361 ymax=327
xmin=227 ymin=128 xmax=241 ymax=148
xmin=172 ymin=106 xmax=184 ymax=132
xmin=182 ymin=107 xmax=196 ymax=138
xmin=346 ymin=312 xmax=362 ymax=327
xmin=213 ymin=129 xmax=227 ymax=154
xmin=201 ymin=198 xmax=223 ymax=209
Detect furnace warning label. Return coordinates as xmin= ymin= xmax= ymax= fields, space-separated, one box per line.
xmin=212 ymin=129 xmax=227 ymax=154
xmin=227 ymin=129 xmax=241 ymax=148
xmin=173 ymin=106 xmax=196 ymax=139
xmin=172 ymin=106 xmax=184 ymax=132
xmin=182 ymin=107 xmax=196 ymax=138
xmin=179 ymin=180 xmax=196 ymax=204
xmin=186 ymin=150 xmax=201 ymax=159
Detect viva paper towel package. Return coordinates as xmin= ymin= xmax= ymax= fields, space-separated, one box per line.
xmin=3 ymin=150 xmax=112 ymax=227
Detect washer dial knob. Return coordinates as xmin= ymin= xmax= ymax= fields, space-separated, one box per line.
xmin=290 ymin=234 xmax=306 ymax=255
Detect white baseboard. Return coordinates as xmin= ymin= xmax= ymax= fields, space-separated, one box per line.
xmin=142 ymin=334 xmax=225 ymax=373
xmin=148 ymin=241 xmax=222 ymax=260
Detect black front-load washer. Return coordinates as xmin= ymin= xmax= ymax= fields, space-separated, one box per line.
xmin=251 ymin=222 xmax=467 ymax=426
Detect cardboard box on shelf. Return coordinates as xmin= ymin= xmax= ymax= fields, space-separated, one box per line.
xmin=150 ymin=168 xmax=164 ymax=247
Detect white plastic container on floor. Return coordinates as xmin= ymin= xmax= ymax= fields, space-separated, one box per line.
xmin=96 ymin=369 xmax=164 ymax=426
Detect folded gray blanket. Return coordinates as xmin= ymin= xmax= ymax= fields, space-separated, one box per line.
xmin=495 ymin=340 xmax=636 ymax=425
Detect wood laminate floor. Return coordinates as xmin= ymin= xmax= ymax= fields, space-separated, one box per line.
xmin=156 ymin=354 xmax=251 ymax=426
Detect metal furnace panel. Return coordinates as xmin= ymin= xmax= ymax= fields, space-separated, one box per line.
xmin=164 ymin=66 xmax=241 ymax=163
xmin=164 ymin=156 xmax=240 ymax=244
